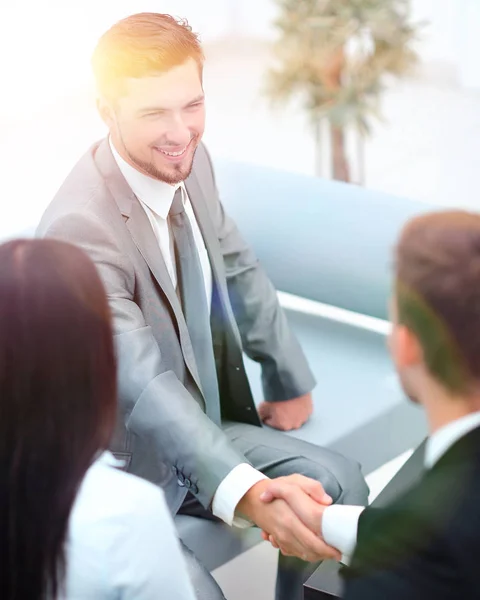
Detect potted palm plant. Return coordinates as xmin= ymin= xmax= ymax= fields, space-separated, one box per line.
xmin=266 ymin=0 xmax=422 ymax=183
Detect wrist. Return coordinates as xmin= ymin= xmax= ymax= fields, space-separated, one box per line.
xmin=236 ymin=479 xmax=272 ymax=522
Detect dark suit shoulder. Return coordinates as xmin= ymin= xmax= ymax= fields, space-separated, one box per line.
xmin=344 ymin=434 xmax=480 ymax=598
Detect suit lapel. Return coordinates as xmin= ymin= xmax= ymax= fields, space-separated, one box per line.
xmin=125 ymin=201 xmax=179 ymax=312
xmin=430 ymin=424 xmax=480 ymax=472
xmin=94 ymin=139 xmax=202 ymax=389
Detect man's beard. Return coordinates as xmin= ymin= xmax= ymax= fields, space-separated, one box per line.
xmin=118 ymin=129 xmax=198 ymax=184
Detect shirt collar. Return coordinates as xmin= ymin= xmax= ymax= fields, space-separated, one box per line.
xmin=92 ymin=450 xmax=126 ymax=469
xmin=109 ymin=137 xmax=184 ymax=220
xmin=425 ymin=411 xmax=480 ymax=469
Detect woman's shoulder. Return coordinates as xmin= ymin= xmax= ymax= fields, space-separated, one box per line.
xmin=70 ymin=452 xmax=168 ymax=529
xmin=65 ymin=454 xmax=186 ymax=599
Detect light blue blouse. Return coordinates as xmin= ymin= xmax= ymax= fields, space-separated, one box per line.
xmin=62 ymin=452 xmax=196 ymax=599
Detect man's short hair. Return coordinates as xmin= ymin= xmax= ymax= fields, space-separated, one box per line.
xmin=395 ymin=210 xmax=480 ymax=393
xmin=91 ymin=12 xmax=204 ymax=101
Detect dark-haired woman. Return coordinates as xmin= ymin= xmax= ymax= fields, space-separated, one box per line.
xmin=0 ymin=239 xmax=196 ymax=599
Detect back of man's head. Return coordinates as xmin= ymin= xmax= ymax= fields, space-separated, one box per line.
xmin=394 ymin=210 xmax=480 ymax=397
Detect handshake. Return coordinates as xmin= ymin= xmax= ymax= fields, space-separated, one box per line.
xmin=237 ymin=474 xmax=342 ymax=562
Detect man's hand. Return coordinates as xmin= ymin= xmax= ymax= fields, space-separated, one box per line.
xmin=237 ymin=477 xmax=341 ymax=562
xmin=258 ymin=392 xmax=313 ymax=431
xmin=258 ymin=475 xmax=334 ymax=552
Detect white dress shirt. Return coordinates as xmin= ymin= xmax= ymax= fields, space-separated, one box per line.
xmin=64 ymin=452 xmax=196 ymax=599
xmin=322 ymin=411 xmax=480 ymax=564
xmin=110 ymin=141 xmax=266 ymax=527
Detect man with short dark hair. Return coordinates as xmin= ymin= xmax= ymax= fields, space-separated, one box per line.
xmin=37 ymin=12 xmax=368 ymax=600
xmin=261 ymin=210 xmax=480 ymax=599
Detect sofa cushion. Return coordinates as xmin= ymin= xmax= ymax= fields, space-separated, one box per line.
xmin=215 ymin=160 xmax=429 ymax=321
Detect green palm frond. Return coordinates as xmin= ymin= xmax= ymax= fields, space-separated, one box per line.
xmin=266 ymin=0 xmax=424 ymax=136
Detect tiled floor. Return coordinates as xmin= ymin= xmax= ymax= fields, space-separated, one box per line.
xmin=213 ymin=448 xmax=414 ymax=600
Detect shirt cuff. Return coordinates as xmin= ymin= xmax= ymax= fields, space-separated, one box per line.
xmin=322 ymin=505 xmax=365 ymax=565
xmin=212 ymin=463 xmax=268 ymax=528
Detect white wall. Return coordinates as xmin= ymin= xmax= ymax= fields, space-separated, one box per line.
xmin=0 ymin=1 xmax=264 ymax=119
xmin=408 ymin=0 xmax=480 ymax=89
xmin=0 ymin=0 xmax=478 ymax=238
xmin=2 ymin=0 xmax=478 ymax=122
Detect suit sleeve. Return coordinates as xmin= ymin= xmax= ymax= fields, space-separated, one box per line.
xmin=343 ymin=507 xmax=464 ymax=600
xmin=41 ymin=210 xmax=246 ymax=509
xmin=200 ymin=146 xmax=316 ymax=402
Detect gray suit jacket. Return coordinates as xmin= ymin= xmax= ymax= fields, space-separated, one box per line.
xmin=37 ymin=139 xmax=315 ymax=514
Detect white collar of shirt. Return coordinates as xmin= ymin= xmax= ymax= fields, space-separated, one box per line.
xmin=109 ymin=137 xmax=184 ymax=219
xmin=425 ymin=411 xmax=480 ymax=469
xmin=96 ymin=450 xmax=126 ymax=469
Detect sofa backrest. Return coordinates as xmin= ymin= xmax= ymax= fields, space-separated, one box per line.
xmin=2 ymin=160 xmax=430 ymax=322
xmin=215 ymin=160 xmax=430 ymax=321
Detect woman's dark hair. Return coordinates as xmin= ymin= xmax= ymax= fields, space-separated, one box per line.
xmin=0 ymin=239 xmax=117 ymax=599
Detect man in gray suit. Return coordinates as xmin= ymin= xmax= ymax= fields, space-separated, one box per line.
xmin=37 ymin=13 xmax=368 ymax=600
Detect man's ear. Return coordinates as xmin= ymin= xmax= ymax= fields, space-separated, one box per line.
xmin=96 ymin=97 xmax=115 ymax=128
xmin=395 ymin=325 xmax=423 ymax=369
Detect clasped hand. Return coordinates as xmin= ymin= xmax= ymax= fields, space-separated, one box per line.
xmin=237 ymin=474 xmax=341 ymax=562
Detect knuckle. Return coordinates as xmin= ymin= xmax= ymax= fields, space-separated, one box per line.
xmin=276 ymin=534 xmax=285 ymax=546
xmin=316 ymin=542 xmax=332 ymax=559
xmin=314 ymin=505 xmax=324 ymax=521
xmin=303 ymin=553 xmax=315 ymax=563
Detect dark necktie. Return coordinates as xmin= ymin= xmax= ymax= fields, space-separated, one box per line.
xmin=169 ymin=188 xmax=221 ymax=425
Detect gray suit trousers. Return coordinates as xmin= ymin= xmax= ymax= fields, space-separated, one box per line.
xmin=180 ymin=421 xmax=369 ymax=600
